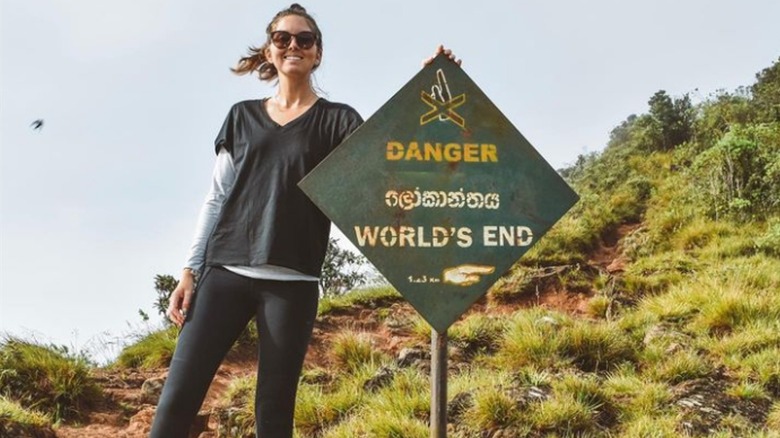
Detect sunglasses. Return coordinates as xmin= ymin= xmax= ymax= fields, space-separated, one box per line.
xmin=270 ymin=31 xmax=318 ymax=50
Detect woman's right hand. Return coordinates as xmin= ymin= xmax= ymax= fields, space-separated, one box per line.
xmin=166 ymin=269 xmax=196 ymax=327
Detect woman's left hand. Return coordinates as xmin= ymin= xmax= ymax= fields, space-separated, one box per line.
xmin=422 ymin=45 xmax=462 ymax=67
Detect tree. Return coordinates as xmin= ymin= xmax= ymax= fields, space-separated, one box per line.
xmin=319 ymin=238 xmax=371 ymax=296
xmin=751 ymin=57 xmax=780 ymax=122
xmin=648 ymin=90 xmax=694 ymax=150
xmin=153 ymin=274 xmax=178 ymax=322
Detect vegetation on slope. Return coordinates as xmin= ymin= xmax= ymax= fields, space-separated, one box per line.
xmin=1 ymin=58 xmax=777 ymax=436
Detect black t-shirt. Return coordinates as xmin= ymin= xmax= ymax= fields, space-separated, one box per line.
xmin=205 ymin=98 xmax=363 ymax=277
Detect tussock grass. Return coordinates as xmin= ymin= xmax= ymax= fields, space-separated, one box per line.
xmin=767 ymin=402 xmax=780 ymax=430
xmin=618 ymin=414 xmax=682 ymax=437
xmin=318 ymin=286 xmax=402 ymax=316
xmin=755 ymin=221 xmax=780 ymax=257
xmin=114 ymin=325 xmax=178 ymax=369
xmin=450 ymin=371 xmax=519 ymax=432
xmin=738 ymin=348 xmax=780 ymax=395
xmin=672 ymin=217 xmax=733 ymax=252
xmin=215 ymin=376 xmax=256 ymax=435
xmin=316 ymin=367 xmax=429 ymax=437
xmin=319 ymin=411 xmax=428 ymax=438
xmin=643 ymin=349 xmax=713 ymax=384
xmin=622 ymin=252 xmax=698 ymax=296
xmin=726 ymin=381 xmax=769 ymax=400
xmin=704 ymin=324 xmax=780 ymax=359
xmin=559 ymin=321 xmax=637 ymax=372
xmin=408 ymin=314 xmax=432 ymax=343
xmin=493 ymin=310 xmax=568 ymax=369
xmin=603 ymin=368 xmax=672 ymax=419
xmin=295 ymin=377 xmax=363 ymax=435
xmin=0 ymin=337 xmax=101 ymax=422
xmin=329 ymin=331 xmax=386 ymax=371
xmin=0 ymin=396 xmax=53 ymax=435
xmin=448 ymin=314 xmax=506 ymax=361
xmin=494 ymin=310 xmax=636 ymax=373
xmin=586 ymin=295 xmax=612 ymax=319
xmin=363 ymin=367 xmax=429 ymax=420
xmin=465 ymin=389 xmax=520 ymax=430
xmin=530 ymin=392 xmax=602 ymax=436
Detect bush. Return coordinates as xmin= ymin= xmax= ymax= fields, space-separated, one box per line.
xmin=691 ymin=123 xmax=780 ymax=220
xmin=0 ymin=396 xmax=55 ymax=438
xmin=114 ymin=325 xmax=178 ymax=369
xmin=0 ymin=337 xmax=101 ymax=422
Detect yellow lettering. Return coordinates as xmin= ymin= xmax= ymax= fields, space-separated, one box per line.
xmin=405 ymin=142 xmax=423 ymax=161
xmin=386 ymin=141 xmax=404 ymax=160
xmin=481 ymin=144 xmax=498 ymax=162
xmin=463 ymin=143 xmax=479 ymax=162
xmin=444 ymin=143 xmax=462 ymax=162
xmin=424 ymin=142 xmax=442 ymax=161
xmin=386 ymin=141 xmax=498 ymax=163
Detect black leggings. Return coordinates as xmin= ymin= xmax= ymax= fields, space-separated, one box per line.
xmin=150 ymin=266 xmax=319 ymax=438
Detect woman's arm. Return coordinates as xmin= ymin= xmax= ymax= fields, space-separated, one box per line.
xmin=167 ymin=147 xmax=235 ymax=326
xmin=183 ymin=147 xmax=236 ymax=275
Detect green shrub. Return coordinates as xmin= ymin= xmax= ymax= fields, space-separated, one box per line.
xmin=318 ymin=286 xmax=402 ymax=316
xmin=114 ymin=325 xmax=178 ymax=369
xmin=691 ymin=123 xmax=780 ymax=220
xmin=755 ymin=221 xmax=780 ymax=257
xmin=0 ymin=396 xmax=55 ymax=437
xmin=0 ymin=337 xmax=101 ymax=422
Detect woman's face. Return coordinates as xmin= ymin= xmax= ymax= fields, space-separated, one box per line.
xmin=266 ymin=15 xmax=321 ymax=80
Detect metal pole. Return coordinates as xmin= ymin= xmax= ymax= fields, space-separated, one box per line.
xmin=430 ymin=329 xmax=448 ymax=438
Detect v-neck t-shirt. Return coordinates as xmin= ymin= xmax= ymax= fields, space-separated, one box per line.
xmin=204 ymin=98 xmax=363 ymax=277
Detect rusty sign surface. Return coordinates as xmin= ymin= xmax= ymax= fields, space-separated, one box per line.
xmin=300 ymin=54 xmax=579 ymax=333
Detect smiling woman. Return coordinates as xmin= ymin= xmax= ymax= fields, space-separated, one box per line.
xmin=146 ymin=4 xmax=458 ymax=438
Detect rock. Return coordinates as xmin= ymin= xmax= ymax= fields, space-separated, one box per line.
xmin=447 ymin=392 xmax=473 ymax=421
xmin=363 ymin=366 xmax=395 ymax=392
xmin=397 ymin=347 xmax=429 ymax=368
xmin=141 ymin=376 xmax=165 ymax=404
xmin=537 ymin=316 xmax=559 ymax=326
xmin=606 ymin=256 xmax=626 ymax=273
xmin=643 ymin=323 xmax=691 ymax=348
xmin=126 ymin=406 xmax=156 ymax=436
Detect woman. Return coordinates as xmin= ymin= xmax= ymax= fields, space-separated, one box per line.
xmin=150 ymin=4 xmax=460 ymax=437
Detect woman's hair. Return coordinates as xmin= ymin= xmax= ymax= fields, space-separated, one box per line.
xmin=231 ymin=3 xmax=323 ymax=81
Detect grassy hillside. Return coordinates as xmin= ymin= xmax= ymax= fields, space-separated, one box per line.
xmin=2 ymin=58 xmax=778 ymax=437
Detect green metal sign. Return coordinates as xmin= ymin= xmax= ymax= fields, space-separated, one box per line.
xmin=300 ymin=54 xmax=579 ymax=333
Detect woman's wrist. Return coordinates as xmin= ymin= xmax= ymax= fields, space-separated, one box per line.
xmin=182 ymin=267 xmax=199 ymax=280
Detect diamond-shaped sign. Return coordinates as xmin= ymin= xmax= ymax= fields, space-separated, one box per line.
xmin=300 ymin=54 xmax=579 ymax=333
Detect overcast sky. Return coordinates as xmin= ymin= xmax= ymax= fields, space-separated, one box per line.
xmin=2 ymin=0 xmax=778 ymax=362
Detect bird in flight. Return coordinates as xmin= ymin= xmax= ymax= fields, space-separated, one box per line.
xmin=30 ymin=119 xmax=44 ymax=131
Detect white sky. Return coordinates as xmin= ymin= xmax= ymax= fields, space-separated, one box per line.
xmin=2 ymin=0 xmax=779 ymax=362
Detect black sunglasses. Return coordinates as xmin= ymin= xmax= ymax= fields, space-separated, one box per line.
xmin=270 ymin=31 xmax=318 ymax=50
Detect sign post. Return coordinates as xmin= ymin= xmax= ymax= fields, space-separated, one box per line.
xmin=431 ymin=329 xmax=447 ymax=438
xmin=300 ymin=54 xmax=579 ymax=436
